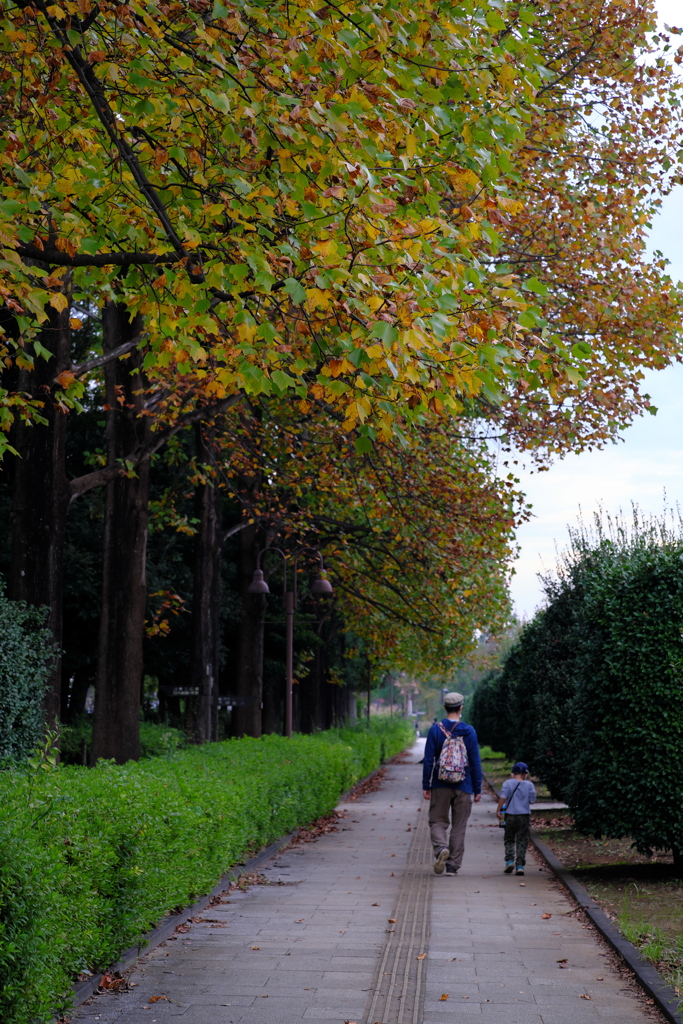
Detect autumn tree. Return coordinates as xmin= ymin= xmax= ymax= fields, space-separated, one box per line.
xmin=0 ymin=0 xmax=681 ymax=754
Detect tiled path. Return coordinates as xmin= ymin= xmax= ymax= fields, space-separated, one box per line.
xmin=72 ymin=742 xmax=653 ymax=1024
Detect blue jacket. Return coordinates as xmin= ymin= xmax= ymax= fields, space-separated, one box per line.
xmin=422 ymin=719 xmax=482 ymax=795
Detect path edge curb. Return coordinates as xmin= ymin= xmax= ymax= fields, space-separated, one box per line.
xmin=483 ymin=772 xmax=683 ymax=1024
xmin=68 ymin=756 xmax=397 ymax=1014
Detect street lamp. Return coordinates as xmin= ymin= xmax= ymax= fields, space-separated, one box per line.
xmin=248 ymin=548 xmax=333 ymax=737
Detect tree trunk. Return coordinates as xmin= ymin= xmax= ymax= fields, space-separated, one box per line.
xmin=8 ymin=304 xmax=71 ymax=727
xmin=91 ymin=303 xmax=148 ymax=764
xmin=190 ymin=424 xmax=221 ymax=744
xmin=231 ymin=523 xmax=266 ymax=737
xmin=671 ymin=843 xmax=683 ymax=875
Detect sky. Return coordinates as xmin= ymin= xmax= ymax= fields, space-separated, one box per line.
xmin=508 ymin=0 xmax=683 ymax=619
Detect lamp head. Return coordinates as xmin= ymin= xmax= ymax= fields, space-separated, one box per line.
xmin=311 ymin=573 xmax=333 ymax=596
xmin=248 ymin=569 xmax=270 ymax=594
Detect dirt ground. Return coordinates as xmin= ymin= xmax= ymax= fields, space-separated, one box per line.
xmin=534 ymin=820 xmax=683 ymax=998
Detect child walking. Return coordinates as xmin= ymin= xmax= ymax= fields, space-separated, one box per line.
xmin=496 ymin=761 xmax=536 ymax=876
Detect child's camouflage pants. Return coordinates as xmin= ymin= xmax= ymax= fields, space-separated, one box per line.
xmin=503 ymin=813 xmax=531 ymax=866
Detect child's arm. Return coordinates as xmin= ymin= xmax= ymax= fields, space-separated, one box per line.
xmin=496 ymin=795 xmax=506 ymax=819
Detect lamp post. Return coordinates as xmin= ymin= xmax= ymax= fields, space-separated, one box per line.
xmin=248 ymin=548 xmax=333 ymax=737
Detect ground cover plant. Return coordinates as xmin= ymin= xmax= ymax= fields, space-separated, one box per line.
xmin=0 ymin=718 xmax=412 ymax=1024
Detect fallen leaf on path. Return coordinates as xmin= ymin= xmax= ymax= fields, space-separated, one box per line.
xmin=416 ymin=954 xmax=426 ymax=960
xmin=519 ymin=882 xmax=526 ymax=886
xmin=295 ymin=919 xmax=305 ymax=922
xmin=388 ymin=918 xmax=397 ymax=923
xmin=250 ymin=946 xmax=261 ymax=950
xmin=557 ymin=959 xmax=568 ymax=964
xmin=99 ymin=972 xmax=127 ymax=992
xmin=149 ymin=996 xmax=168 ymax=1003
xmin=391 ymin=872 xmax=395 ymax=876
xmin=579 ymin=994 xmax=592 ymax=1000
xmin=596 ymin=977 xmax=604 ymax=980
xmin=439 ymin=993 xmax=449 ymax=1001
xmin=372 ymin=903 xmax=379 ymax=906
xmin=541 ymin=913 xmax=552 ymax=920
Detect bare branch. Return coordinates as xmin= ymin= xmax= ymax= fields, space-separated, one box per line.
xmin=72 ymin=336 xmax=145 ymax=377
xmin=223 ymin=520 xmax=251 ymax=542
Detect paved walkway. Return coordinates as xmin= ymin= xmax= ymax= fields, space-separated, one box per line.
xmin=73 ymin=742 xmax=654 ymax=1024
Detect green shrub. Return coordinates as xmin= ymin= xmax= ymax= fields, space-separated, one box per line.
xmin=0 ymin=718 xmax=411 ymax=1024
xmin=0 ymin=586 xmax=56 ymax=762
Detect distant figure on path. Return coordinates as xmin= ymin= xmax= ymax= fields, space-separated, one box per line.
xmin=422 ymin=691 xmax=482 ymax=875
xmin=496 ymin=761 xmax=536 ymax=876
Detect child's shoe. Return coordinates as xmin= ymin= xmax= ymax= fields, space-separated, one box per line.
xmin=515 ymin=865 xmax=525 ymax=876
xmin=504 ymin=861 xmax=514 ymax=874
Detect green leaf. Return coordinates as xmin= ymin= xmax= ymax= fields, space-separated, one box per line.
xmin=283 ymin=277 xmax=306 ymax=305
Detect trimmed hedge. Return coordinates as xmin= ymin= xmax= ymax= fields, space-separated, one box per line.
xmin=0 ymin=718 xmax=412 ymax=1024
xmin=470 ymin=512 xmax=683 ymax=858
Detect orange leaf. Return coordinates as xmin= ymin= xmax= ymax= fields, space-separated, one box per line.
xmin=439 ymin=994 xmax=449 ymax=1001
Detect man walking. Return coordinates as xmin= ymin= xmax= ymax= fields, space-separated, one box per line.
xmin=422 ymin=691 xmax=482 ymax=875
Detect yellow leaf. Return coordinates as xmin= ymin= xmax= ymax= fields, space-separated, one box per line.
xmin=312 ymin=238 xmax=338 ymax=257
xmin=49 ymin=293 xmax=69 ymax=312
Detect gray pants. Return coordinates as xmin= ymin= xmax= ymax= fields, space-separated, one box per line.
xmin=504 ymin=813 xmax=531 ymax=866
xmin=428 ymin=788 xmax=473 ymax=870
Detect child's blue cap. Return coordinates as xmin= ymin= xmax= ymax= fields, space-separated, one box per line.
xmin=511 ymin=762 xmax=529 ymax=773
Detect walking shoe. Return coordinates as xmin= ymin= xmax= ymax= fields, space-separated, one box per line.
xmin=445 ymin=866 xmax=458 ymax=876
xmin=504 ymin=861 xmax=514 ymax=874
xmin=515 ymin=865 xmax=525 ymax=875
xmin=433 ymin=848 xmax=449 ymax=874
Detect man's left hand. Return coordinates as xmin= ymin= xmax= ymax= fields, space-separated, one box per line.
xmin=473 ymin=794 xmax=481 ymax=803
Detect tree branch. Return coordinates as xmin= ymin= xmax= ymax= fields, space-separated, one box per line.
xmin=69 ymin=393 xmax=243 ymax=501
xmin=31 ymin=0 xmax=199 ymax=274
xmin=223 ymin=520 xmax=251 ymax=543
xmin=71 ymin=336 xmax=145 ymax=377
xmin=14 ymin=244 xmax=180 ymax=268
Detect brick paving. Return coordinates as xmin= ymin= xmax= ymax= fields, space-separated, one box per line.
xmin=71 ymin=742 xmax=653 ymax=1024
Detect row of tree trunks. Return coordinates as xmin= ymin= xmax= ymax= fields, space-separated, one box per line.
xmin=5 ymin=296 xmax=350 ymax=755
xmin=5 ymin=297 xmax=235 ymax=762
